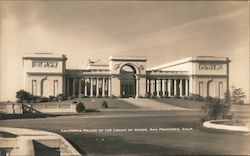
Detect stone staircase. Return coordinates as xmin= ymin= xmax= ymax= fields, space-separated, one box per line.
xmin=121 ymin=98 xmax=189 ymax=110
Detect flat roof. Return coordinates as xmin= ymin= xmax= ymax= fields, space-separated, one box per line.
xmin=109 ymin=56 xmax=147 ymax=62
xmin=147 ymin=56 xmax=230 ymax=71
xmin=22 ymin=53 xmax=67 ymax=60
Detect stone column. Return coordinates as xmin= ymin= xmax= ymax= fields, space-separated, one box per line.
xmin=185 ymin=79 xmax=189 ymax=96
xmin=84 ymin=78 xmax=88 ymax=96
xmin=174 ymin=79 xmax=177 ymax=96
xmin=78 ymin=78 xmax=82 ymax=96
xmin=168 ymin=79 xmax=171 ymax=97
xmin=96 ymin=78 xmax=99 ymax=96
xmin=157 ymin=79 xmax=160 ymax=97
xmin=150 ymin=79 xmax=154 ymax=95
xmin=102 ymin=78 xmax=105 ymax=97
xmin=72 ymin=78 xmax=76 ymax=97
xmin=67 ymin=78 xmax=70 ymax=96
xmin=108 ymin=78 xmax=112 ymax=96
xmin=162 ymin=79 xmax=166 ymax=96
xmin=90 ymin=78 xmax=93 ymax=97
xmin=180 ymin=79 xmax=183 ymax=96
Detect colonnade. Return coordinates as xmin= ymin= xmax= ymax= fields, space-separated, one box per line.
xmin=146 ymin=79 xmax=189 ymax=97
xmin=66 ymin=77 xmax=111 ymax=97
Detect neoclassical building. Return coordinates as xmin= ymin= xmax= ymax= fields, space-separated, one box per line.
xmin=22 ymin=53 xmax=230 ymax=99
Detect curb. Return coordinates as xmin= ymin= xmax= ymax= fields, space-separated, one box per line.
xmin=0 ymin=127 xmax=81 ymax=156
xmin=203 ymin=120 xmax=250 ymax=132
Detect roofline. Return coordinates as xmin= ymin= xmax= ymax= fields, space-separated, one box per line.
xmin=22 ymin=53 xmax=67 ymax=60
xmin=109 ymin=56 xmax=147 ymax=62
xmin=147 ymin=56 xmax=230 ymax=71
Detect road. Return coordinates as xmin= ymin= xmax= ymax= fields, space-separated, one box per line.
xmin=0 ymin=110 xmax=249 ymax=155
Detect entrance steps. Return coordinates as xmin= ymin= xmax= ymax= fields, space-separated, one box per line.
xmin=121 ymin=98 xmax=189 ymax=111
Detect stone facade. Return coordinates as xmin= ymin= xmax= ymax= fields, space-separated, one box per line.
xmin=22 ymin=53 xmax=230 ymax=98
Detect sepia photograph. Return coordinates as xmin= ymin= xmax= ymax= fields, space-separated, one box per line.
xmin=0 ymin=1 xmax=249 ymax=156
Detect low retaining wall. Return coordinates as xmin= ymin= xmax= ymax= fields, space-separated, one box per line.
xmin=0 ymin=102 xmax=23 ymax=114
xmin=203 ymin=120 xmax=250 ymax=132
xmin=25 ymin=103 xmax=77 ymax=113
xmin=0 ymin=102 xmax=78 ymax=114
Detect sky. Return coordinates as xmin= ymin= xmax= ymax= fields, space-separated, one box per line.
xmin=0 ymin=1 xmax=249 ymax=102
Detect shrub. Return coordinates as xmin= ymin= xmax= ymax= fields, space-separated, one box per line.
xmin=29 ymin=99 xmax=35 ymax=103
xmin=189 ymin=94 xmax=204 ymax=101
xmin=183 ymin=96 xmax=188 ymax=99
xmin=22 ymin=100 xmax=28 ymax=103
xmin=49 ymin=96 xmax=57 ymax=102
xmin=68 ymin=96 xmax=73 ymax=100
xmin=16 ymin=90 xmax=33 ymax=102
xmin=173 ymin=95 xmax=181 ymax=99
xmin=144 ymin=93 xmax=150 ymax=98
xmin=201 ymin=96 xmax=231 ymax=121
xmin=57 ymin=94 xmax=64 ymax=102
xmin=150 ymin=95 xmax=156 ymax=99
xmin=163 ymin=95 xmax=168 ymax=98
xmin=41 ymin=97 xmax=49 ymax=102
xmin=78 ymin=94 xmax=84 ymax=98
xmin=110 ymin=95 xmax=117 ymax=99
xmin=35 ymin=97 xmax=42 ymax=103
xmin=101 ymin=101 xmax=108 ymax=108
xmin=52 ymin=97 xmax=58 ymax=102
xmin=137 ymin=95 xmax=143 ymax=98
xmin=76 ymin=102 xmax=85 ymax=113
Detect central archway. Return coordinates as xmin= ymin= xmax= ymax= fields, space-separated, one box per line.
xmin=120 ymin=64 xmax=136 ymax=97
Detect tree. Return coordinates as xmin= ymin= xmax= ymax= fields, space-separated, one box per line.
xmin=231 ymin=87 xmax=245 ymax=104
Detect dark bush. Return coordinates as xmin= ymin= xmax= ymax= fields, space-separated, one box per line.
xmin=163 ymin=95 xmax=168 ymax=98
xmin=188 ymin=94 xmax=204 ymax=101
xmin=78 ymin=94 xmax=84 ymax=98
xmin=110 ymin=95 xmax=117 ymax=99
xmin=57 ymin=94 xmax=64 ymax=102
xmin=144 ymin=93 xmax=150 ymax=98
xmin=150 ymin=95 xmax=156 ymax=99
xmin=173 ymin=95 xmax=181 ymax=99
xmin=41 ymin=97 xmax=49 ymax=102
xmin=137 ymin=95 xmax=143 ymax=98
xmin=201 ymin=96 xmax=231 ymax=121
xmin=35 ymin=97 xmax=42 ymax=103
xmin=76 ymin=102 xmax=85 ymax=113
xmin=29 ymin=99 xmax=35 ymax=103
xmin=16 ymin=90 xmax=33 ymax=102
xmin=101 ymin=101 xmax=108 ymax=108
xmin=68 ymin=96 xmax=73 ymax=100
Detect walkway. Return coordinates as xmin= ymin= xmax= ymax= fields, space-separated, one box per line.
xmin=121 ymin=98 xmax=189 ymax=111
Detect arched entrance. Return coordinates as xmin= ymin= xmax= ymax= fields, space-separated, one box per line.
xmin=120 ymin=64 xmax=136 ymax=97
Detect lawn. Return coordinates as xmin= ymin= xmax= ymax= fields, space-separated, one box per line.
xmin=30 ymin=97 xmax=139 ymax=110
xmin=154 ymin=97 xmax=205 ymax=109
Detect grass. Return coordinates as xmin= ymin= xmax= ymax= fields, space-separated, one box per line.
xmin=153 ymin=97 xmax=205 ymax=109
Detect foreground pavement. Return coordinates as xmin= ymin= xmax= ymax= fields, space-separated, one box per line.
xmin=0 ymin=109 xmax=249 ymax=155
